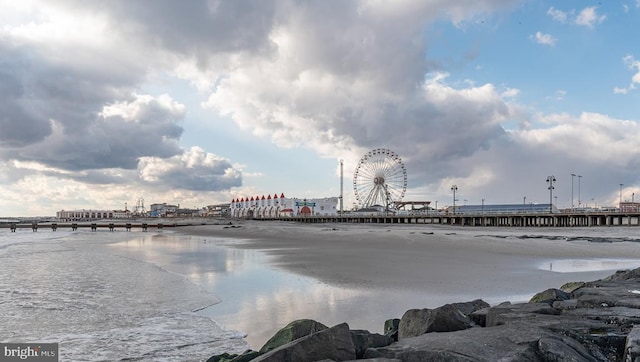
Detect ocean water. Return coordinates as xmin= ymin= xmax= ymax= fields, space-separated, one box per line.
xmin=0 ymin=229 xmax=248 ymax=361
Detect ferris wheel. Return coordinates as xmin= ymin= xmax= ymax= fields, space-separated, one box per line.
xmin=353 ymin=148 xmax=407 ymax=209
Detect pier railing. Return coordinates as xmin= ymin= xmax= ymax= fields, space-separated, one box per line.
xmin=0 ymin=222 xmax=179 ymax=232
xmin=250 ymin=210 xmax=640 ymax=227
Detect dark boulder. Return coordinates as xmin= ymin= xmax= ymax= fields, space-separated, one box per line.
xmin=383 ymin=318 xmax=400 ymax=342
xmin=537 ymin=335 xmax=599 ymax=362
xmin=349 ymin=329 xmax=393 ymax=359
xmin=366 ymin=322 xmax=598 ymax=361
xmin=469 ymin=307 xmax=489 ymax=327
xmin=485 ymin=302 xmax=561 ymax=327
xmin=560 ymin=281 xmax=586 ymax=293
xmin=206 ymin=352 xmax=236 ymax=362
xmin=206 ymin=350 xmax=261 ymax=362
xmin=252 ymin=323 xmax=356 ymax=362
xmin=529 ymin=288 xmax=571 ymax=305
xmin=603 ymin=268 xmax=640 ymax=281
xmin=258 ymin=319 xmax=328 ymax=353
xmin=624 ymin=325 xmax=640 ymax=362
xmin=451 ymin=299 xmax=490 ymax=315
xmin=398 ymin=303 xmax=474 ymax=339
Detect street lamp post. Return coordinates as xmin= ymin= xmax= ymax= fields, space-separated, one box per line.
xmin=578 ymin=175 xmax=582 ymax=207
xmin=571 ymin=173 xmax=575 ymax=210
xmin=546 ymin=176 xmax=556 ymax=214
xmin=451 ymin=185 xmax=458 ymax=215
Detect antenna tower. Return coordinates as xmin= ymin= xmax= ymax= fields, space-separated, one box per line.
xmin=134 ymin=197 xmax=146 ymax=215
xmin=340 ymin=159 xmax=344 ymax=214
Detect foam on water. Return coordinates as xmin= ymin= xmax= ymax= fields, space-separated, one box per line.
xmin=0 ymin=229 xmax=247 ymax=361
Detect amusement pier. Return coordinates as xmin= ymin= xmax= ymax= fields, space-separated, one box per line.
xmin=261 ymin=209 xmax=640 ymax=227
xmin=4 ymin=208 xmax=640 ymax=232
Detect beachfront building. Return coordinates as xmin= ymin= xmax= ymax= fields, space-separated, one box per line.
xmin=230 ymin=193 xmax=339 ymax=218
xmin=620 ymin=202 xmax=640 ymax=213
xmin=206 ymin=203 xmax=231 ymax=217
xmin=149 ymin=203 xmax=179 ymax=218
xmin=56 ymin=209 xmax=131 ymax=221
xmin=448 ymin=203 xmax=558 ymax=215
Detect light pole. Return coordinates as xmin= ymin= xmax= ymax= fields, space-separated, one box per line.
xmin=482 ymin=198 xmax=485 ymax=214
xmin=523 ymin=196 xmax=526 ymax=206
xmin=578 ymin=175 xmax=582 ymax=207
xmin=571 ymin=173 xmax=575 ymax=210
xmin=546 ymin=176 xmax=556 ymax=213
xmin=451 ymin=185 xmax=458 ymax=215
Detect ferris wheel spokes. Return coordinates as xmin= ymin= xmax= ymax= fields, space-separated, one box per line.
xmin=353 ymin=148 xmax=407 ymax=210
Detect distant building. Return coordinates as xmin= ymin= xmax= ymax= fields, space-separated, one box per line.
xmin=176 ymin=208 xmax=203 ymax=218
xmin=230 ymin=193 xmax=338 ymax=218
xmin=56 ymin=209 xmax=131 ymax=221
xmin=449 ymin=203 xmax=558 ymax=214
xmin=620 ymin=202 xmax=640 ymax=213
xmin=206 ymin=204 xmax=231 ymax=217
xmin=149 ymin=203 xmax=178 ymax=218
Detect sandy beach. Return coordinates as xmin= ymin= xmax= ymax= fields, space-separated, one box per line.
xmin=181 ymin=220 xmax=640 ymax=291
xmin=177 ymin=220 xmax=640 ymax=348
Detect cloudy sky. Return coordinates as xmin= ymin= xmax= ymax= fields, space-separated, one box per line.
xmin=1 ymin=0 xmax=640 ymax=216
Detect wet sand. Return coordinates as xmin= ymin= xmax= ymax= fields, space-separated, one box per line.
xmin=181 ymin=221 xmax=640 ymax=291
xmin=177 ymin=220 xmax=640 ymax=348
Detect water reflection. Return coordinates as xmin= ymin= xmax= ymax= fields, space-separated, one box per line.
xmin=541 ymin=258 xmax=640 ymax=273
xmin=109 ymin=233 xmax=436 ymax=347
xmin=109 ymin=233 xmax=630 ymax=350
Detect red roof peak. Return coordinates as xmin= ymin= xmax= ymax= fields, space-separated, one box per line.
xmin=280 ymin=193 xmax=285 ymax=198
xmin=273 ymin=193 xmax=278 ymax=198
xmin=261 ymin=195 xmax=266 ymax=200
xmin=267 ymin=195 xmax=272 ymax=199
xmin=250 ymin=196 xmax=254 ymax=201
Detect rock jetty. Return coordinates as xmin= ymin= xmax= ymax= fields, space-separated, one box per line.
xmin=207 ymin=267 xmax=640 ymax=361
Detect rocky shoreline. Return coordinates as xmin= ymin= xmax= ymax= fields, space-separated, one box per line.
xmin=207 ymin=267 xmax=640 ymax=362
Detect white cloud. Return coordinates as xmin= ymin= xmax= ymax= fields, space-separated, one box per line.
xmin=575 ymin=7 xmax=606 ymax=28
xmin=548 ymin=6 xmax=606 ymax=29
xmin=531 ymin=31 xmax=557 ymax=46
xmin=614 ymin=55 xmax=640 ymax=94
xmin=3 ymin=0 xmax=640 ymax=215
xmin=138 ymin=147 xmax=242 ymax=191
xmin=547 ymin=7 xmax=568 ymax=23
xmin=501 ymin=88 xmax=520 ymax=98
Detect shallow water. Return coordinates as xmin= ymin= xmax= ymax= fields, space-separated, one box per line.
xmin=0 ymin=230 xmax=247 ymax=361
xmin=541 ymin=258 xmax=640 ymax=273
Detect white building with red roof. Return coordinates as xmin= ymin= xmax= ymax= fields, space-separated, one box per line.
xmin=230 ymin=193 xmax=338 ymax=218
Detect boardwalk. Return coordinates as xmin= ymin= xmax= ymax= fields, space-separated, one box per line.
xmin=3 ymin=211 xmax=640 ymax=231
xmin=0 ymin=221 xmax=186 ymax=232
xmin=256 ymin=211 xmax=640 ymax=227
